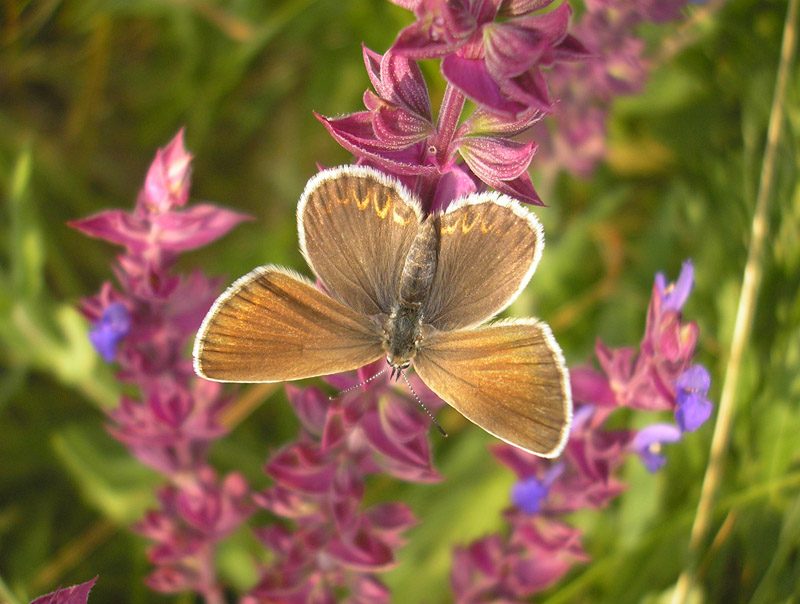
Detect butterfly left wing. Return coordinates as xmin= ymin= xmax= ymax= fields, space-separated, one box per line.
xmin=194 ymin=266 xmax=384 ymax=382
xmin=413 ymin=319 xmax=572 ymax=457
xmin=299 ymin=166 xmax=421 ymax=316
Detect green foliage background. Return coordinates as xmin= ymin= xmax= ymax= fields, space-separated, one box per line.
xmin=0 ymin=0 xmax=798 ymax=602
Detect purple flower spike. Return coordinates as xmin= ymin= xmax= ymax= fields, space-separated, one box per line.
xmin=675 ymin=364 xmax=713 ymax=432
xmin=88 ymin=302 xmax=131 ymax=362
xmin=632 ymin=423 xmax=682 ymax=472
xmin=655 ymin=260 xmax=694 ymax=312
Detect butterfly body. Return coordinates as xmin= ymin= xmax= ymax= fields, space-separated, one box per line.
xmin=194 ymin=166 xmax=573 ymax=458
xmin=384 ymin=215 xmax=440 ymax=369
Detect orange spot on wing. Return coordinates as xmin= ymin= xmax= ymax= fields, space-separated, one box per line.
xmin=374 ymin=195 xmax=391 ymax=219
xmin=461 ymin=212 xmax=479 ymax=234
xmin=355 ymin=192 xmax=371 ymax=210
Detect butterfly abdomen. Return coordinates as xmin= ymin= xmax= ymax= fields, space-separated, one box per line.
xmin=398 ymin=215 xmax=440 ymax=305
xmin=383 ymin=215 xmax=440 ymax=366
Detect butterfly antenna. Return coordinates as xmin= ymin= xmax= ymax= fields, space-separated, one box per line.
xmin=401 ymin=370 xmax=448 ymax=438
xmin=329 ymin=367 xmax=389 ymax=400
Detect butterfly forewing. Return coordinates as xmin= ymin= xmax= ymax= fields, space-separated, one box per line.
xmin=299 ymin=167 xmax=421 ymax=316
xmin=413 ymin=319 xmax=572 ymax=457
xmin=423 ymin=195 xmax=542 ymax=331
xmin=193 ymin=266 xmax=383 ymax=382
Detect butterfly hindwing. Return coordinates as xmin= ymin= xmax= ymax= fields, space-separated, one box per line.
xmin=413 ymin=318 xmax=572 ymax=457
xmin=193 ymin=266 xmax=384 ymax=382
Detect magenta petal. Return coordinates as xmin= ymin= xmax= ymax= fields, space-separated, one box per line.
xmin=570 ymin=366 xmax=617 ymax=406
xmin=490 ymin=171 xmax=543 ymax=205
xmin=391 ymin=0 xmax=475 ymax=59
xmin=362 ymin=45 xmax=384 ymax=92
xmin=373 ymin=106 xmax=433 ymax=147
xmin=139 ymin=129 xmax=193 ymax=212
xmin=317 ymin=112 xmax=436 ymax=176
xmin=442 ymin=55 xmax=527 ymax=117
xmin=462 ymin=106 xmax=544 ymax=136
xmin=266 ymin=443 xmax=335 ymax=494
xmin=552 ymin=33 xmax=592 ymax=62
xmin=431 ymin=165 xmax=478 ymax=212
xmin=499 ymin=0 xmax=556 ymax=17
xmin=392 ymin=21 xmax=462 ymax=58
xmin=483 ymin=21 xmax=550 ymax=79
xmin=327 ymin=524 xmax=396 ymax=571
xmin=31 ymin=577 xmax=98 ymax=604
xmin=321 ymin=405 xmax=348 ymax=451
xmin=367 ymin=502 xmax=417 ymax=536
xmin=151 ymin=204 xmax=252 ymax=252
xmin=68 ymin=210 xmax=148 ymax=251
xmin=509 ymin=518 xmax=587 ymax=593
xmin=286 ymin=385 xmax=329 ymax=435
xmin=501 ymin=67 xmax=552 ymax=112
xmin=513 ymin=3 xmax=571 ymax=47
xmin=351 ymin=576 xmax=391 ymax=603
xmin=253 ymin=485 xmax=315 ymax=518
xmin=458 ymin=135 xmax=535 ymax=181
xmin=380 ymin=51 xmax=432 ymax=119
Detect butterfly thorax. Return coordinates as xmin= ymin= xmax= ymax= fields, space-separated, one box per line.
xmin=382 ymin=215 xmax=440 ymax=367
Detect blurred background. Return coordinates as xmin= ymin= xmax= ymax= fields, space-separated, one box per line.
xmin=0 ymin=0 xmax=798 ymax=602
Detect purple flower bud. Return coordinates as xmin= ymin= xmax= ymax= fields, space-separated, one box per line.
xmin=632 ymin=423 xmax=682 ymax=472
xmin=675 ymin=364 xmax=713 ymax=432
xmin=511 ymin=463 xmax=564 ymax=514
xmin=512 ymin=477 xmax=550 ymax=514
xmin=88 ymin=302 xmax=131 ymax=362
xmin=655 ymin=259 xmax=694 ymax=312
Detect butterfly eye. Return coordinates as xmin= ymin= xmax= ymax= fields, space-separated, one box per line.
xmin=400 ymin=361 xmax=411 ymax=370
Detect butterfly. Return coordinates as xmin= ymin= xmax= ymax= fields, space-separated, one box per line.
xmin=193 ymin=166 xmax=572 ymax=457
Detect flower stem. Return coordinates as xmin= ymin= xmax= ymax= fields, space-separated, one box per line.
xmin=434 ymin=84 xmax=465 ymax=165
xmin=671 ymin=1 xmax=799 ymax=602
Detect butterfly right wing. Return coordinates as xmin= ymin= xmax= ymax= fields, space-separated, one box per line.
xmin=193 ymin=266 xmax=384 ymax=382
xmin=413 ymin=318 xmax=572 ymax=458
xmin=423 ymin=194 xmax=543 ymax=331
xmin=298 ymin=166 xmax=421 ymax=316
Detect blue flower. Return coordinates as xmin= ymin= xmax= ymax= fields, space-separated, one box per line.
xmin=89 ymin=302 xmax=131 ymax=362
xmin=632 ymin=424 xmax=682 ymax=473
xmin=675 ymin=364 xmax=713 ymax=432
xmin=511 ymin=463 xmax=564 ymax=514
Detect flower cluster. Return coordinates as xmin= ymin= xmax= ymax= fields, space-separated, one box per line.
xmin=320 ymin=0 xmax=589 ymax=210
xmin=452 ymin=263 xmax=713 ymax=600
xmin=573 ymin=260 xmax=713 ymax=470
xmin=245 ymin=363 xmax=443 ymax=602
xmin=70 ymin=131 xmax=253 ymax=600
xmin=534 ymin=0 xmax=694 ymax=175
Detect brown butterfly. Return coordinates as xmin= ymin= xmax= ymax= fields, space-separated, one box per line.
xmin=193 ymin=166 xmax=572 ymax=457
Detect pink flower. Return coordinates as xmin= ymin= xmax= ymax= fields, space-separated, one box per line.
xmin=319 ymin=47 xmax=546 ymax=207
xmin=71 ymin=131 xmax=252 ymax=598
